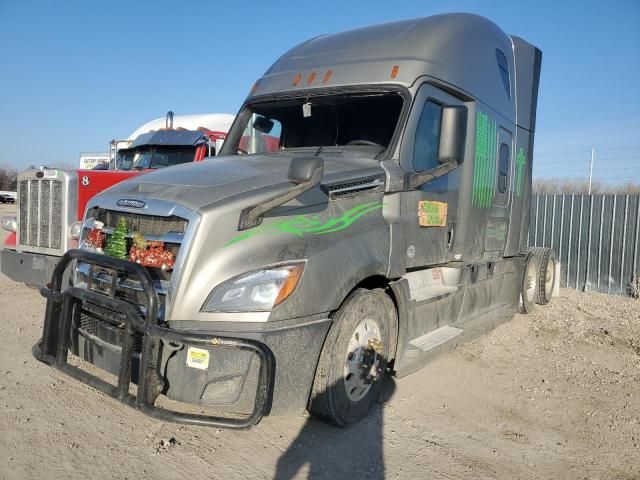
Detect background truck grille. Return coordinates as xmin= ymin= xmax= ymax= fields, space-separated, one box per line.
xmin=19 ymin=179 xmax=64 ymax=249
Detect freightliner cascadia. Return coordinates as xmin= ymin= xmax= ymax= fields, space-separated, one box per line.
xmin=33 ymin=14 xmax=556 ymax=428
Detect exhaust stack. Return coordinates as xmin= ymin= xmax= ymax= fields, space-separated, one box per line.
xmin=165 ymin=111 xmax=174 ymax=130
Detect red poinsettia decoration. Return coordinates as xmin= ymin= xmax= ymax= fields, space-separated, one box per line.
xmin=129 ymin=239 xmax=175 ymax=271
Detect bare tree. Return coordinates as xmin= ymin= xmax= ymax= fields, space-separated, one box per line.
xmin=0 ymin=167 xmax=18 ymax=191
xmin=614 ymin=181 xmax=640 ymax=194
xmin=533 ymin=177 xmax=639 ymax=194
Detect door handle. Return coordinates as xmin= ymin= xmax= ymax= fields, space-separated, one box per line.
xmin=446 ymin=224 xmax=454 ymax=249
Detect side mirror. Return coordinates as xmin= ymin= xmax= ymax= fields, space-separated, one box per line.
xmin=438 ymin=105 xmax=468 ymax=164
xmin=238 ymin=157 xmax=324 ymax=231
xmin=253 ymin=116 xmax=274 ymax=134
xmin=288 ymin=156 xmax=324 ymax=185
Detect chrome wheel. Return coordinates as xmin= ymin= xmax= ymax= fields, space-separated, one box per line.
xmin=343 ymin=318 xmax=383 ymax=402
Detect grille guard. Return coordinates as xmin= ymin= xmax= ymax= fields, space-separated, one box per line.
xmin=33 ymin=249 xmax=275 ymax=429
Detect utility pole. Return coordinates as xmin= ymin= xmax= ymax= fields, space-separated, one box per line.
xmin=588 ymin=147 xmax=594 ymax=194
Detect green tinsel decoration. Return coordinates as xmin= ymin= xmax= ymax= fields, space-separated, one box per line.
xmin=105 ymin=218 xmax=129 ymax=259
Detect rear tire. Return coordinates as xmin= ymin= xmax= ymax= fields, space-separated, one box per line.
xmin=520 ymin=252 xmax=538 ymax=314
xmin=309 ymin=288 xmax=396 ymax=427
xmin=529 ymin=247 xmax=557 ymax=305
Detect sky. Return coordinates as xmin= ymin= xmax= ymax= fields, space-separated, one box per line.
xmin=0 ymin=0 xmax=638 ymax=184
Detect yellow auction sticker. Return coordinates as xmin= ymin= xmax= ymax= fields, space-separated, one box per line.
xmin=186 ymin=347 xmax=210 ymax=370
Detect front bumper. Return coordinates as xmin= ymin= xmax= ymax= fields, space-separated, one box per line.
xmin=35 ymin=249 xmax=332 ymax=427
xmin=0 ymin=248 xmax=60 ymax=286
xmin=34 ymin=249 xmax=278 ymax=429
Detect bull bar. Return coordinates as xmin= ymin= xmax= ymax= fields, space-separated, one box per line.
xmin=33 ymin=249 xmax=275 ymax=429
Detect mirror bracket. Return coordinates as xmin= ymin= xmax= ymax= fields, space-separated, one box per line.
xmin=238 ymin=157 xmax=324 ymax=231
xmin=406 ymin=162 xmax=457 ymax=190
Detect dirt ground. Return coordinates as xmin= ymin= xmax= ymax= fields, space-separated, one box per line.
xmin=0 ymin=203 xmax=638 ymax=480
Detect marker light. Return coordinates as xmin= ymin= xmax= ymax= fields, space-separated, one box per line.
xmin=307 ymin=72 xmax=317 ymax=86
xmin=292 ymin=73 xmax=302 ymax=86
xmin=390 ymin=64 xmax=399 ymax=79
xmin=322 ymin=70 xmax=333 ymax=84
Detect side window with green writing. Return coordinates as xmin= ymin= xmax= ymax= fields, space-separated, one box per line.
xmin=413 ymin=100 xmax=442 ymax=172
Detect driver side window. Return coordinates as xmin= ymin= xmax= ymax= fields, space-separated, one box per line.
xmin=413 ymin=100 xmax=443 ymax=172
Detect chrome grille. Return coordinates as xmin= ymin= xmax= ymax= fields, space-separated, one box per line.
xmin=19 ymin=179 xmax=63 ymax=249
xmin=88 ymin=207 xmax=187 ymax=236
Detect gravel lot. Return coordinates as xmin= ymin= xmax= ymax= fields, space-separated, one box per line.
xmin=0 ymin=203 xmax=638 ymax=479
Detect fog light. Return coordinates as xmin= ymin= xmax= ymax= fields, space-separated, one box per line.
xmin=1 ymin=216 xmax=17 ymax=233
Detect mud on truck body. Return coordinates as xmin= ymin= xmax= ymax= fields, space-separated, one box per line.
xmin=34 ymin=14 xmax=555 ymax=428
xmin=0 ymin=112 xmax=233 ymax=287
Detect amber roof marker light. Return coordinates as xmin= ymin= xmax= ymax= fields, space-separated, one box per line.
xmin=322 ymin=70 xmax=333 ymax=84
xmin=306 ymin=72 xmax=317 ymax=86
xmin=390 ymin=64 xmax=399 ymax=79
xmin=292 ymin=73 xmax=302 ymax=86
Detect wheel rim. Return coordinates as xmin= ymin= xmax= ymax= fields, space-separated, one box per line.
xmin=524 ymin=260 xmax=537 ymax=303
xmin=343 ymin=318 xmax=383 ymax=402
xmin=544 ymin=259 xmax=555 ymax=298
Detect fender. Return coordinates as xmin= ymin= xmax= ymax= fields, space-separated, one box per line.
xmin=3 ymin=232 xmax=16 ymax=247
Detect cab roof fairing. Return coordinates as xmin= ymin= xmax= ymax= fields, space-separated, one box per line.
xmin=129 ymin=130 xmax=208 ymax=149
xmin=249 ymin=13 xmax=521 ymax=125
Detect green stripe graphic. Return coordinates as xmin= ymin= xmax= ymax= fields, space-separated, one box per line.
xmin=515 ymin=147 xmax=526 ymax=197
xmin=472 ymin=111 xmax=497 ymax=208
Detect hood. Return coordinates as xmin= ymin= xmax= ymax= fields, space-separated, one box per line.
xmin=98 ymin=152 xmax=384 ymax=211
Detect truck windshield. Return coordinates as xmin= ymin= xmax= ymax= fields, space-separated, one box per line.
xmin=117 ymin=147 xmax=196 ymax=170
xmin=224 ymin=91 xmax=404 ymax=156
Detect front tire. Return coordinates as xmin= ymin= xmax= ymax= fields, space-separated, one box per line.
xmin=309 ymin=288 xmax=396 ymax=426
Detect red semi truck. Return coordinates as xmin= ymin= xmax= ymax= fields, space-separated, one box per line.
xmin=0 ymin=112 xmax=233 ymax=286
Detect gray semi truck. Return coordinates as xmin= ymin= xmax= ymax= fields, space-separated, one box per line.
xmin=34 ymin=13 xmax=556 ymax=428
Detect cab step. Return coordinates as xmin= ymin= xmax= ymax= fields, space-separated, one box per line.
xmin=408 ymin=325 xmax=463 ymax=352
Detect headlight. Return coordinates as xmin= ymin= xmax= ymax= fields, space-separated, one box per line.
xmin=202 ymin=263 xmax=305 ymax=313
xmin=1 ymin=216 xmax=17 ymax=233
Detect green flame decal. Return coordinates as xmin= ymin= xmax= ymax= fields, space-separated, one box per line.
xmin=515 ymin=147 xmax=526 ymax=197
xmin=224 ymin=201 xmax=383 ymax=247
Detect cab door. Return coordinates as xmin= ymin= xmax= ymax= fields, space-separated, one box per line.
xmin=399 ymin=84 xmax=466 ymax=269
xmin=484 ymin=127 xmax=514 ymax=254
